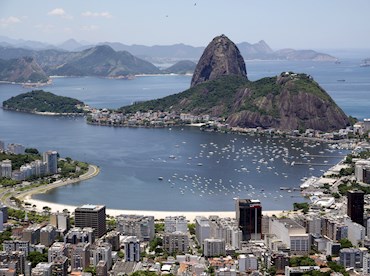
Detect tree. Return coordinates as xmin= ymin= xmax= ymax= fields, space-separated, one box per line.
xmin=327 ymin=261 xmax=349 ymax=276
xmin=289 ymin=256 xmax=315 ymax=267
xmin=27 ymin=251 xmax=48 ymax=268
xmin=25 ymin=148 xmax=39 ymax=155
xmin=84 ymin=266 xmax=96 ymax=275
xmin=188 ymin=223 xmax=196 ymax=235
xmin=155 ymin=223 xmax=164 ymax=233
xmin=339 ymin=238 xmax=353 ymax=248
xmin=293 ymin=202 xmax=309 ymax=214
xmin=107 ymin=218 xmax=117 ymax=231
xmin=131 ymin=271 xmax=157 ymax=276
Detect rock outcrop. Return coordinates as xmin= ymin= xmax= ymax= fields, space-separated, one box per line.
xmin=190 ymin=34 xmax=247 ymax=87
xmin=225 ymin=73 xmax=349 ymax=131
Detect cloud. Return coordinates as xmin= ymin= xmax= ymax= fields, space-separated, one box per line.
xmin=80 ymin=25 xmax=99 ymax=31
xmin=48 ymin=8 xmax=65 ymax=16
xmin=0 ymin=16 xmax=22 ymax=27
xmin=48 ymin=8 xmax=73 ymax=19
xmin=81 ymin=11 xmax=112 ymax=18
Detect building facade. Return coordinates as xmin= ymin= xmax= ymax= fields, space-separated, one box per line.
xmin=74 ymin=205 xmax=106 ymax=238
xmin=347 ymin=190 xmax=364 ymax=226
xmin=236 ymin=199 xmax=262 ymax=240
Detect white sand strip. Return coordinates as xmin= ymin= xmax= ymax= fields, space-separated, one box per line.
xmin=23 ymin=196 xmax=285 ymax=221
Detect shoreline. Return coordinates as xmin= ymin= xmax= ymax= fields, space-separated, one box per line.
xmin=17 ymin=164 xmax=286 ymax=221
xmin=2 ymin=107 xmax=85 ymax=117
xmin=22 ymin=197 xmax=285 ymax=221
xmin=14 ymin=164 xmax=99 ymax=207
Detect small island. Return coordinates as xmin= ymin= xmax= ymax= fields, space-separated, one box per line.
xmin=2 ymin=90 xmax=85 ymax=115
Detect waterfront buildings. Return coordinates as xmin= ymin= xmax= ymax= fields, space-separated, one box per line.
xmin=195 ymin=216 xmax=210 ymax=246
xmin=164 ymin=216 xmax=188 ymax=233
xmin=116 ymin=214 xmax=154 ymax=241
xmin=7 ymin=143 xmax=25 ymax=155
xmin=1 ymin=149 xmax=58 ymax=181
xmin=236 ymin=199 xmax=262 ymax=241
xmin=268 ymin=217 xmax=310 ymax=255
xmin=347 ymin=190 xmax=364 ymax=226
xmin=74 ymin=205 xmax=107 ymax=238
xmin=43 ymin=150 xmax=58 ymax=175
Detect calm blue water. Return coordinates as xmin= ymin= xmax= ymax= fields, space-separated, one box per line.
xmin=0 ymin=59 xmax=368 ymax=211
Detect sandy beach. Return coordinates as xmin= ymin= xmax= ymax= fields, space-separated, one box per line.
xmin=23 ymin=196 xmax=285 ymax=221
xmin=17 ymin=164 xmax=285 ymax=221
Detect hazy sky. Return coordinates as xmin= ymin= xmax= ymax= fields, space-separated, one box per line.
xmin=1 ymin=0 xmax=369 ymax=50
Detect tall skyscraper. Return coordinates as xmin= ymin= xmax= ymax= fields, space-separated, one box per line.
xmin=43 ymin=150 xmax=58 ymax=175
xmin=75 ymin=205 xmax=106 ymax=238
xmin=347 ymin=190 xmax=364 ymax=226
xmin=236 ymin=199 xmax=262 ymax=241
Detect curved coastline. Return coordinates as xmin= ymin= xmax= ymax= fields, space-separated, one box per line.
xmin=16 ymin=164 xmax=283 ymax=220
xmin=14 ymin=164 xmax=99 ymax=210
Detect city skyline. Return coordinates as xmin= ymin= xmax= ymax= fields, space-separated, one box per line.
xmin=1 ymin=0 xmax=370 ymax=50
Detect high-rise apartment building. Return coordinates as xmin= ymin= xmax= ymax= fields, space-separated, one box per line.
xmin=75 ymin=205 xmax=106 ymax=238
xmin=347 ymin=190 xmax=364 ymax=226
xmin=43 ymin=150 xmax=58 ymax=175
xmin=123 ymin=236 xmax=140 ymax=262
xmin=236 ymin=199 xmax=262 ymax=240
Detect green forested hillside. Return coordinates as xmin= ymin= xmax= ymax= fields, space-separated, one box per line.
xmin=3 ymin=90 xmax=84 ymax=114
xmin=119 ymin=73 xmax=349 ymax=131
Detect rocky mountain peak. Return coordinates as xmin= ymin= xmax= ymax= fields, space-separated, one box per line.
xmin=190 ymin=34 xmax=247 ymax=88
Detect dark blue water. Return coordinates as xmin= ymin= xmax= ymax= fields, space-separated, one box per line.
xmin=0 ymin=60 xmax=368 ymax=211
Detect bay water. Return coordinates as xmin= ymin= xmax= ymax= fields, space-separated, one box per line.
xmin=0 ymin=59 xmax=368 ymax=211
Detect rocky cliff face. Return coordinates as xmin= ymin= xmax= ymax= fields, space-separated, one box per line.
xmin=226 ymin=74 xmax=349 ymax=131
xmin=190 ymin=35 xmax=247 ymax=88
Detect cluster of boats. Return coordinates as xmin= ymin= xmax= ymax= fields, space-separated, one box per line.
xmin=154 ymin=135 xmax=343 ymax=205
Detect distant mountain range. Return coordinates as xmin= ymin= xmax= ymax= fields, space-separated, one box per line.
xmin=0 ymin=36 xmax=337 ymax=62
xmin=50 ymin=45 xmax=160 ymax=77
xmin=0 ymin=36 xmax=339 ymax=83
xmin=0 ymin=57 xmax=48 ymax=83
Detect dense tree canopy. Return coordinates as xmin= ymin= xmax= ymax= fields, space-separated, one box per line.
xmin=3 ymin=90 xmax=84 ymax=114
